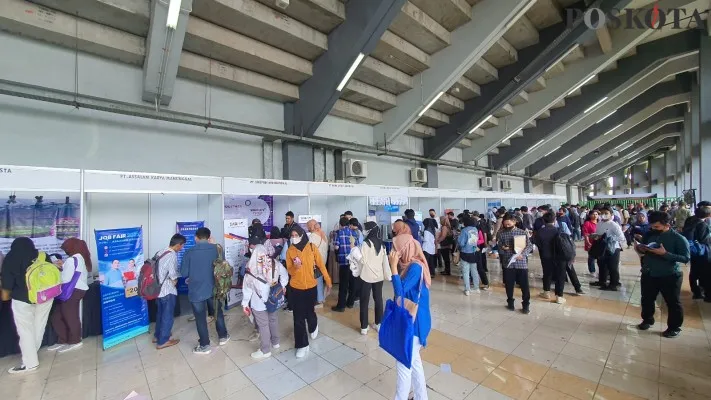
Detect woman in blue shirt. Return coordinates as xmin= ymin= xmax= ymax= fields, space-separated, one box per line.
xmin=389 ymin=221 xmax=431 ymax=400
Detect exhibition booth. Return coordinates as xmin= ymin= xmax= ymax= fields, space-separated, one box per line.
xmin=0 ymin=164 xmax=566 ymax=354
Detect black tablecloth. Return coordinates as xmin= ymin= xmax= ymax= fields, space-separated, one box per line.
xmin=0 ymin=282 xmax=102 ymax=358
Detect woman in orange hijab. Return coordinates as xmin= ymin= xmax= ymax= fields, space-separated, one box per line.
xmin=388 ymin=221 xmax=431 ymax=400
xmin=306 ymin=219 xmax=328 ymax=307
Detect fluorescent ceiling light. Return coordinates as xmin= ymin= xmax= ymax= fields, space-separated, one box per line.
xmin=567 ymin=160 xmax=577 ymax=167
xmin=503 ymin=130 xmax=522 ymax=141
xmin=530 ymin=139 xmax=545 ymax=151
xmin=166 ymin=0 xmax=181 ymax=29
xmin=546 ymin=45 xmax=578 ymax=72
xmin=597 ymin=111 xmax=617 ymax=124
xmin=584 ymin=97 xmax=608 ymax=113
xmin=559 ymin=154 xmax=572 ymax=163
xmin=568 ymin=75 xmax=596 ymax=95
xmin=418 ymin=92 xmax=444 ymax=117
xmin=544 ymin=146 xmax=560 ymax=157
xmin=469 ymin=115 xmax=493 ymax=134
xmin=336 ymin=53 xmax=365 ymax=92
xmin=603 ymin=124 xmax=623 ymax=136
xmin=615 ymin=141 xmax=630 ymax=151
xmin=574 ymin=163 xmax=589 ymax=173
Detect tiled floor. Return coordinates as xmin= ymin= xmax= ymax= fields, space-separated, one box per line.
xmin=2 ymin=246 xmax=711 ymax=400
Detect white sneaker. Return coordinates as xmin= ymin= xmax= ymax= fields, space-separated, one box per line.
xmin=295 ymin=346 xmax=309 ymax=358
xmin=219 ymin=335 xmax=231 ymax=346
xmin=481 ymin=286 xmax=490 ymax=291
xmin=464 ymin=290 xmax=470 ymax=296
xmin=361 ymin=328 xmax=369 ymax=335
xmin=8 ymin=365 xmax=38 ymax=374
xmin=193 ymin=345 xmax=212 ymax=355
xmin=556 ymin=296 xmax=567 ymax=305
xmin=310 ymin=325 xmax=319 ymax=340
xmin=251 ymin=350 xmax=271 ymax=359
xmin=371 ymin=324 xmax=380 ymax=332
xmin=272 ymin=343 xmax=281 ymax=349
xmin=58 ymin=342 xmax=83 ymax=353
xmin=315 ymin=303 xmax=324 ymax=309
xmin=539 ymin=291 xmax=552 ymax=300
xmin=47 ymin=344 xmax=65 ymax=351
xmin=473 ymin=289 xmax=481 ymax=294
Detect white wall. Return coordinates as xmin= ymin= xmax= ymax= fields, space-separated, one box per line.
xmin=439 ymin=167 xmax=484 ymax=190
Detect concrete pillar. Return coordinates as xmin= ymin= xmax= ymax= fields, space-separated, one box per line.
xmin=282 ymin=142 xmax=314 ymax=181
xmin=487 ymin=173 xmax=500 ymax=192
xmin=262 ymin=141 xmax=274 ymax=179
xmin=313 ymin=148 xmax=326 ymax=182
xmin=647 ymin=157 xmax=654 ymax=194
xmin=566 ymin=185 xmax=573 ymax=205
xmin=423 ymin=164 xmax=439 ymax=188
xmin=683 ymin=110 xmax=692 ymax=190
xmin=524 ymin=178 xmax=533 ymax=194
xmin=325 ymin=150 xmax=336 ymax=182
xmin=691 ymin=74 xmax=701 ymax=192
xmin=699 ymin=32 xmax=711 ymax=200
xmin=334 ymin=150 xmax=344 ymax=181
xmin=630 ymin=165 xmax=636 ymax=194
xmin=663 ymin=152 xmax=668 ymax=198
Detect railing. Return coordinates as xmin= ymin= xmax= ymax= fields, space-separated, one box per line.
xmin=581 ymin=197 xmax=682 ymax=210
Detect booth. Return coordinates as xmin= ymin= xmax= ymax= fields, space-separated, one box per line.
xmin=367 ymin=185 xmax=410 ymax=230
xmin=408 ymin=187 xmax=441 ymax=217
xmin=308 ymin=182 xmax=368 ymax=234
xmin=463 ymin=191 xmax=488 ymax=215
xmin=440 ymin=189 xmax=466 ymax=216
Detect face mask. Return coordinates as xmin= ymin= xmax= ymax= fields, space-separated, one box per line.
xmin=503 ymin=225 xmax=514 ymax=231
xmin=600 ymin=214 xmax=611 ymax=221
xmin=364 ymin=229 xmax=372 ymax=237
xmin=650 ymin=229 xmax=664 ymax=234
xmin=292 ymin=235 xmax=301 ymax=244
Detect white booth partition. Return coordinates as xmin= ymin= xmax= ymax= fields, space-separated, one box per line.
xmin=408 ymin=187 xmax=441 ymax=217
xmin=367 ymin=185 xmax=410 ymax=226
xmin=464 ymin=191 xmax=488 ymax=215
xmin=308 ymin=182 xmax=368 ymax=234
xmin=440 ymin=189 xmax=466 ymax=216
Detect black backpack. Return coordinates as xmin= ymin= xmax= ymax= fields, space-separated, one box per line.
xmin=553 ymin=229 xmax=576 ymax=262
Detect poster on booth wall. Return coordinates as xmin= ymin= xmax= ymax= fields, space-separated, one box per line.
xmin=297 ymin=215 xmax=321 ymax=231
xmin=223 ymin=195 xmax=274 ymax=232
xmin=175 ymin=221 xmax=205 ymax=295
xmin=95 ymin=227 xmax=149 ymax=350
xmin=0 ymin=196 xmax=81 ymax=257
xmin=223 ymin=219 xmax=248 ymax=308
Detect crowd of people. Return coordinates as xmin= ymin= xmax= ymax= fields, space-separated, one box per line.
xmin=1 ymin=198 xmax=709 ymax=400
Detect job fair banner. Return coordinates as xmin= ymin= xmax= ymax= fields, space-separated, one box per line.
xmin=175 ymin=221 xmax=205 ymax=295
xmin=223 ymin=219 xmax=248 ymax=308
xmin=223 ymin=195 xmax=274 ymax=232
xmin=95 ymin=227 xmax=149 ymax=349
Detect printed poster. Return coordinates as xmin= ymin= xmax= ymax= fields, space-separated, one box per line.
xmin=223 ymin=218 xmax=248 ymax=308
xmin=175 ymin=221 xmax=204 ymax=295
xmin=223 ymin=195 xmax=274 ymax=232
xmin=0 ymin=196 xmax=81 ymax=257
xmin=95 ymin=227 xmax=148 ymax=349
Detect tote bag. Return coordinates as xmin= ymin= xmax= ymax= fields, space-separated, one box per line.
xmin=57 ymin=256 xmax=81 ymax=302
xmin=378 ymin=272 xmax=423 ymax=369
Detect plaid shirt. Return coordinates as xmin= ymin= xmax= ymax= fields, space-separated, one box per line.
xmin=496 ymin=227 xmax=534 ymax=269
xmin=333 ymin=227 xmax=358 ymax=266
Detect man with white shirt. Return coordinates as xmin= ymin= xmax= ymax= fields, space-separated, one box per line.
xmin=592 ymin=206 xmax=626 ymax=291
xmin=154 ymin=234 xmax=186 ymax=349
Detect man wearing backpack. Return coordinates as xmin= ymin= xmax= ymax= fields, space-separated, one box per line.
xmin=533 ymin=212 xmax=564 ymax=303
xmin=153 ymin=234 xmax=186 ymax=350
xmin=682 ymin=206 xmax=711 ymax=300
xmin=181 ymin=227 xmax=229 ymax=354
xmin=458 ymin=217 xmax=481 ymax=296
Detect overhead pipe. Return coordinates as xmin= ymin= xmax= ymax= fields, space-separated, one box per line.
xmin=0 ymin=79 xmax=567 ymax=184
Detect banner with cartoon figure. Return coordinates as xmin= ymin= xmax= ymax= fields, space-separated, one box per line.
xmin=95 ymin=227 xmax=148 ymax=349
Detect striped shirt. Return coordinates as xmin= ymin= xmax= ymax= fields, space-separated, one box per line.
xmin=157 ymin=248 xmax=179 ymax=298
xmin=496 ymin=227 xmax=534 ymax=269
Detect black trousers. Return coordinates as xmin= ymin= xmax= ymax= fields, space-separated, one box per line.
xmin=291 ymin=286 xmax=318 ymax=349
xmin=689 ymin=257 xmax=705 ymax=297
xmin=541 ymin=257 xmax=555 ymax=292
xmin=640 ymin=273 xmax=683 ymax=330
xmin=504 ymin=268 xmax=530 ymax=308
xmin=566 ymin=262 xmax=582 ymax=293
xmin=440 ymin=249 xmax=452 ymax=274
xmin=597 ymin=249 xmax=621 ymax=287
xmin=337 ymin=265 xmax=356 ymax=308
xmin=359 ymin=280 xmax=384 ymax=330
xmin=477 ymin=251 xmax=489 ymax=286
xmin=424 ymin=252 xmax=437 ymax=276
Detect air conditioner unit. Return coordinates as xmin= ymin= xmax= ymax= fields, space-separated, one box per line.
xmin=479 ymin=177 xmax=493 ymax=188
xmin=500 ymin=180 xmax=512 ymax=191
xmin=410 ymin=168 xmax=427 ymax=184
xmin=275 ymin=0 xmax=289 ymax=9
xmin=345 ymin=159 xmax=367 ymax=179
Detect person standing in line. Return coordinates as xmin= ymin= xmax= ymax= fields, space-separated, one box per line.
xmin=181 ymin=227 xmax=229 ymax=354
xmin=497 ymin=214 xmax=534 ymax=314
xmin=307 ymin=219 xmax=329 ymax=308
xmin=49 ymin=238 xmax=92 ymax=353
xmin=242 ymin=244 xmax=289 ymax=359
xmin=520 ymin=206 xmax=534 ymax=232
xmin=471 ymin=212 xmax=490 ymax=290
xmin=151 ymin=234 xmax=185 ymax=350
xmin=637 ymin=211 xmax=689 ymax=338
xmin=583 ymin=210 xmax=600 ymax=275
xmin=1 ymin=238 xmax=53 ymax=374
xmin=389 ymin=222 xmax=431 ymax=400
xmin=269 ymin=226 xmax=286 ymax=260
xmin=593 ymin=206 xmax=626 ymax=291
xmin=681 ymin=206 xmax=711 ymax=300
xmin=286 ymin=226 xmax=332 ymax=358
xmin=350 ymin=218 xmax=365 ymax=246
xmin=534 ymin=212 xmax=562 ymax=302
xmin=404 ymin=209 xmax=422 ymax=244
xmin=458 ymin=217 xmax=481 ymax=296
xmin=357 ymin=221 xmax=390 ymax=335
xmin=436 ymin=216 xmax=453 ymax=276
xmin=674 ymin=201 xmax=691 ymax=232
xmin=332 ymin=217 xmax=358 ymax=312
xmin=281 ymin=211 xmax=297 ymax=239
xmin=428 ymin=209 xmax=439 ymax=228
xmin=569 ymin=205 xmax=582 ymax=242
xmin=421 ymin=217 xmax=438 ymax=278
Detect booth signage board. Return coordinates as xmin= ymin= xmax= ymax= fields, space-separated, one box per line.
xmin=225 ymin=178 xmax=308 ymax=196
xmin=408 ymin=187 xmax=440 ymax=198
xmin=369 ymin=185 xmax=410 ymax=198
xmin=440 ymin=189 xmax=467 ymax=199
xmin=84 ymin=170 xmax=222 ymax=194
xmin=308 ymin=182 xmax=367 ymax=196
xmin=95 ymin=226 xmax=149 ymax=350
xmin=298 ymin=215 xmax=322 ymax=230
xmin=223 ymin=219 xmax=248 ymax=308
xmin=0 ymin=165 xmax=80 ymax=191
xmin=224 ymin=195 xmax=274 ymax=231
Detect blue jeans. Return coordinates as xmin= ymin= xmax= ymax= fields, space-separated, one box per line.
xmin=316 ymin=276 xmax=325 ymax=303
xmin=460 ymin=260 xmax=480 ymax=292
xmin=587 ymin=255 xmax=597 ymax=273
xmin=155 ymin=294 xmax=176 ymax=346
xmin=191 ymin=297 xmax=227 ymax=347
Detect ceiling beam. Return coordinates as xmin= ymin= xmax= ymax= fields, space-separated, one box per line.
xmin=284 ymin=0 xmax=406 ymax=137
xmin=489 ymin=29 xmax=699 ymax=169
xmin=423 ymin=0 xmax=634 ymax=160
xmin=373 ymin=0 xmax=535 ymax=146
xmin=596 ymin=25 xmax=612 ymax=54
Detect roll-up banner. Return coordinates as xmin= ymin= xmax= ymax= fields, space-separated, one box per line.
xmin=223 ymin=219 xmax=248 ymax=309
xmin=95 ymin=227 xmax=148 ymax=350
xmin=175 ymin=221 xmax=205 ymax=295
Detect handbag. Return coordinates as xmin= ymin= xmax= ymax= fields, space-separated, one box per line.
xmin=588 ymin=233 xmax=607 ymax=259
xmin=57 ymin=256 xmax=81 ymax=302
xmin=310 ymin=243 xmax=323 ymax=279
xmin=378 ymin=270 xmax=424 ymax=369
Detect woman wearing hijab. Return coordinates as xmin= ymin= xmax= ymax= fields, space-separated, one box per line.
xmin=241 ymin=245 xmax=289 ymax=359
xmin=286 ymin=225 xmax=332 ymax=358
xmin=1 ymin=237 xmax=53 ymax=374
xmin=356 ymin=221 xmax=390 ymax=335
xmin=421 ymin=218 xmax=438 ymax=278
xmin=437 ymin=216 xmax=453 ymax=275
xmin=307 ymin=219 xmax=328 ymax=308
xmin=388 ymin=222 xmax=431 ymax=400
xmin=48 ymin=238 xmax=91 ymax=353
xmin=269 ymin=226 xmax=286 ymax=260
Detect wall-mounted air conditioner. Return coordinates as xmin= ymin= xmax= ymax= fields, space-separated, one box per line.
xmin=479 ymin=177 xmax=492 ymax=188
xmin=501 ymin=180 xmax=512 ymax=191
xmin=345 ymin=159 xmax=367 ymax=179
xmin=410 ymin=168 xmax=427 ymax=184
